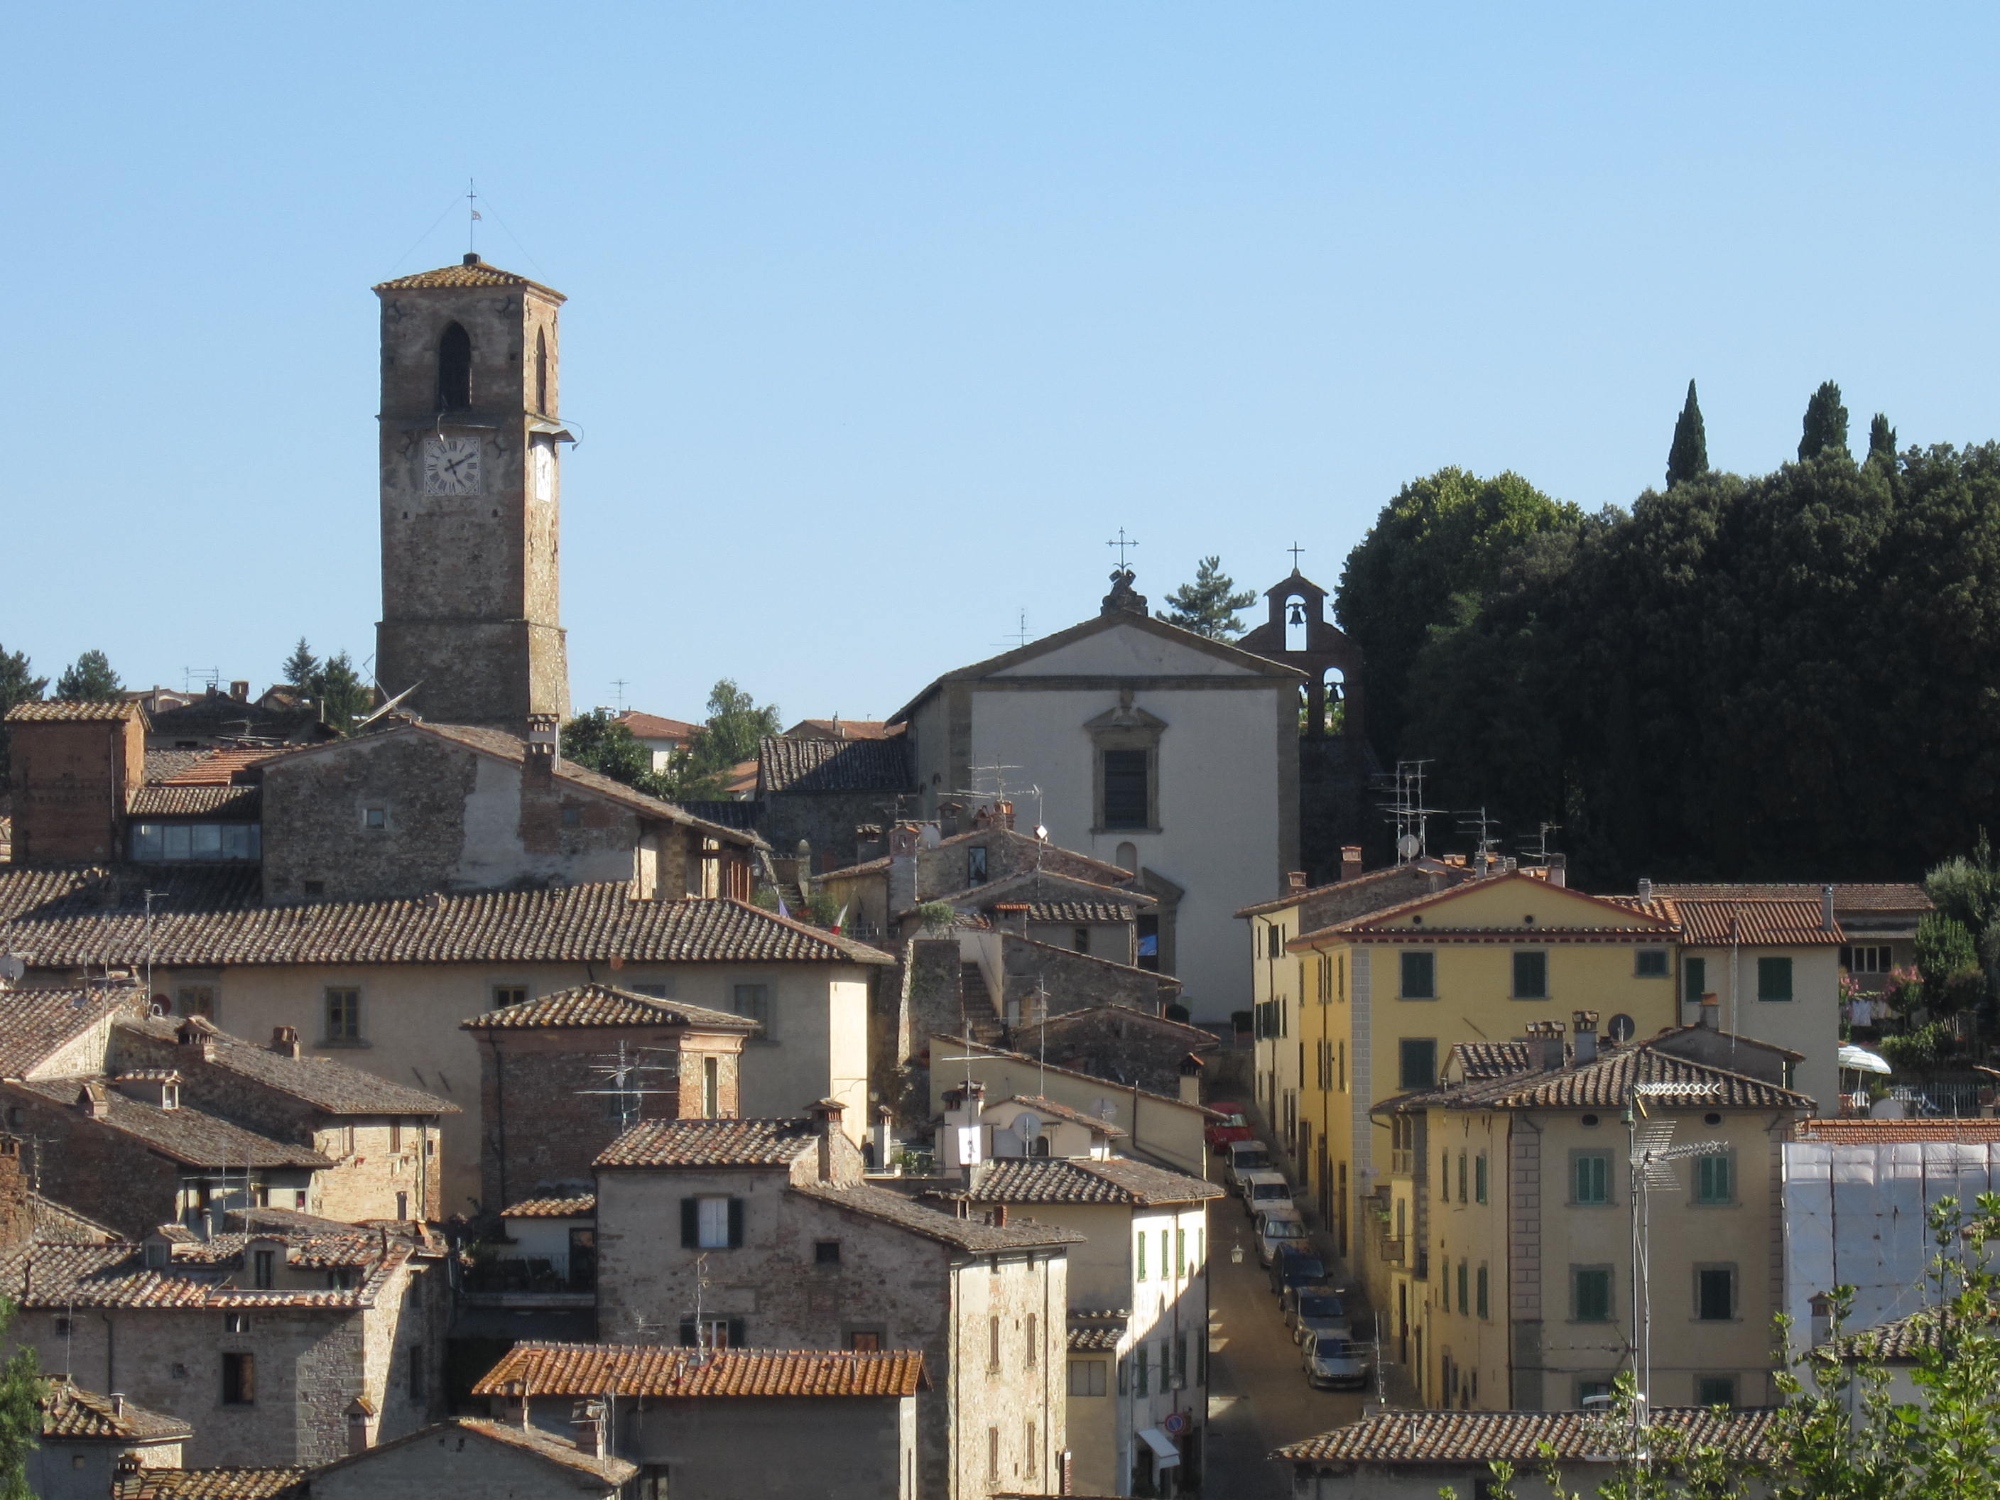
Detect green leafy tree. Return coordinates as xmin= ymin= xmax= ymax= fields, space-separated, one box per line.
xmin=1799 ymin=380 xmax=1850 ymax=462
xmin=1868 ymin=413 xmax=1899 ymax=469
xmin=308 ymin=651 xmax=373 ymax=732
xmin=0 ymin=647 xmax=47 ymax=784
xmin=691 ymin=680 xmax=781 ymax=772
xmin=1916 ymin=912 xmax=1978 ymax=990
xmin=1666 ymin=379 xmax=1709 ymax=488
xmin=0 ymin=1301 xmax=39 ymax=1498
xmin=560 ymin=710 xmax=659 ymax=790
xmin=282 ymin=637 xmax=320 ymax=691
xmin=1156 ymin=556 xmax=1257 ymax=640
xmin=54 ymin=650 xmax=121 ymax=701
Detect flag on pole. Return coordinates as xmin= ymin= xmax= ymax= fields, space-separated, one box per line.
xmin=833 ymin=904 xmax=849 ymax=935
xmin=777 ymin=898 xmax=791 ymax=920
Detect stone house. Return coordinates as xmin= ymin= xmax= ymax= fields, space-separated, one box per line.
xmin=476 ymin=1343 xmax=925 ymax=1500
xmin=305 ymin=1417 xmax=636 ymax=1499
xmin=890 ymin=569 xmax=1305 ymax=1020
xmin=0 ymin=1010 xmax=454 ymax=1238
xmin=928 ymin=1087 xmax=1224 ymax=1496
xmin=1012 ymin=1006 xmax=1220 ymax=1099
xmin=3 ymin=700 xmax=148 ymax=864
xmin=1381 ymin=1024 xmax=1809 ymax=1411
xmin=753 ymin=734 xmax=917 ymax=868
xmin=591 ymin=1103 xmax=1078 ymax=1500
xmin=0 ymin=1219 xmax=448 ymax=1468
xmin=32 ymin=1382 xmax=191 ymax=1500
xmin=111 ymin=1461 xmax=305 ymax=1500
xmin=1271 ymin=1407 xmax=1778 ymax=1500
xmin=256 ymin=719 xmax=761 ymax=905
xmin=462 ymin=983 xmax=757 ymax=1212
xmin=0 ymin=873 xmax=893 ymax=1213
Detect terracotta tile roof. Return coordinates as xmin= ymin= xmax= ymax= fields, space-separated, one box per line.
xmin=4 ymin=1078 xmax=334 ymax=1168
xmin=1273 ymin=1407 xmax=1779 ymax=1465
xmin=1236 ymin=861 xmax=1454 ymax=919
xmin=924 ymin=869 xmax=1154 ymax=915
xmin=1654 ymin=882 xmax=1933 ymax=913
xmin=1795 ymin=1119 xmax=2000 ymax=1143
xmin=1025 ymin=901 xmax=1138 ymax=924
xmin=117 ymin=1016 xmax=457 ymax=1116
xmin=0 ymin=1238 xmax=413 ymax=1311
xmin=4 ymin=700 xmax=139 ymax=724
xmin=1067 ymin=1311 xmax=1128 ymax=1352
xmin=41 ymin=1379 xmax=191 ymax=1441
xmin=160 ymin=747 xmax=293 ymax=785
xmin=119 ymin=1468 xmax=306 ymax=1500
xmin=614 ymin=712 xmax=699 ymax=741
xmin=1294 ymin=871 xmax=1681 ymax=948
xmin=144 ymin=696 xmax=318 ymax=741
xmin=595 ymin=1117 xmax=822 ymax=1170
xmin=127 ymin=785 xmax=261 ymax=819
xmin=990 ymin=1095 xmax=1129 ymax=1136
xmin=0 ymin=880 xmax=894 ymax=969
xmin=786 ymin=719 xmax=896 ymax=741
xmin=503 ymin=1193 xmax=596 ymax=1218
xmin=142 ymin=748 xmax=216 ymax=784
xmin=1663 ymin=897 xmax=1844 ymax=947
xmin=674 ymin=799 xmax=763 ymax=831
xmin=933 ymin=1036 xmax=1228 ymax=1118
xmin=462 ymin=983 xmax=755 ymax=1033
xmin=1450 ymin=1041 xmax=1534 ymax=1081
xmin=389 ymin=1419 xmax=633 ymax=1484
xmin=373 ymin=257 xmax=564 ymax=299
xmin=0 ymin=865 xmax=262 ymax=924
xmin=759 ymin=736 xmax=915 ymax=796
xmin=474 ymin=1341 xmax=925 ymax=1398
xmin=33 ymin=1194 xmax=120 ymax=1244
xmin=1398 ymin=1037 xmax=1813 ymax=1114
xmin=941 ymin=1157 xmax=1222 ymax=1206
xmin=1029 ymin=1005 xmax=1220 ymax=1050
xmin=0 ymin=982 xmax=145 ymax=1079
xmin=790 ymin=1180 xmax=1085 ymax=1252
xmin=1828 ymin=1304 xmax=1999 ymax=1361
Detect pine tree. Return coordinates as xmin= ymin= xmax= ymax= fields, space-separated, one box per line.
xmin=1666 ymin=379 xmax=1708 ymax=487
xmin=54 ymin=650 xmax=121 ymax=701
xmin=1798 ymin=380 xmax=1850 ymax=461
xmin=1868 ymin=412 xmax=1898 ymax=469
xmin=282 ymin=637 xmax=320 ymax=691
xmin=310 ymin=651 xmax=373 ymax=731
xmin=0 ymin=647 xmax=47 ymax=784
xmin=1157 ymin=556 xmax=1257 ymax=640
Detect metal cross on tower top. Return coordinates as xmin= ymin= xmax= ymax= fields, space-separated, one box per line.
xmin=1106 ymin=528 xmax=1140 ymax=567
xmin=1288 ymin=541 xmax=1306 ymax=569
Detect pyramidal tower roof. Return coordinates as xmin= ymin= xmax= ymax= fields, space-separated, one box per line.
xmin=373 ymin=253 xmax=564 ymax=302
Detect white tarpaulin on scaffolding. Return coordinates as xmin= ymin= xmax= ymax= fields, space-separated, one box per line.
xmin=1784 ymin=1140 xmax=2000 ymax=1339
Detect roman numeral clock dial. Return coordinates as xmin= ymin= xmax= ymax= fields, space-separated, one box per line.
xmin=422 ymin=435 xmax=482 ymax=496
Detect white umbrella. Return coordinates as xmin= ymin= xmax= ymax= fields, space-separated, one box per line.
xmin=1839 ymin=1044 xmax=1893 ymax=1075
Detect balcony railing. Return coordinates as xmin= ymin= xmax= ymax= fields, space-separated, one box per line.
xmin=463 ymin=1256 xmax=595 ymax=1295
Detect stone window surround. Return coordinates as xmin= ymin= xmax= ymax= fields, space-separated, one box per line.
xmin=321 ymin=984 xmax=367 ymax=1048
xmin=1084 ymin=695 xmax=1167 ymax=835
xmin=1694 ymin=1262 xmax=1738 ymax=1321
xmin=727 ymin=977 xmax=777 ymax=1042
xmin=1569 ymin=1149 xmax=1615 ymax=1207
xmin=1570 ymin=1264 xmax=1615 ymax=1324
xmin=1691 ymin=1151 xmax=1737 ymax=1207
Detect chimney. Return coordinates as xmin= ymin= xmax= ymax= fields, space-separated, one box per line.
xmin=889 ymin=823 xmax=921 ymax=915
xmin=345 ymin=1398 xmax=375 ymax=1456
xmin=1637 ymin=876 xmax=1654 ymax=902
xmin=871 ymin=1105 xmax=895 ymax=1175
xmin=570 ymin=1400 xmax=608 ymax=1460
xmin=270 ymin=1026 xmax=301 ymax=1060
xmin=993 ymin=902 xmax=1028 ymax=937
xmin=1698 ymin=991 xmax=1720 ymax=1029
xmin=1526 ymin=1020 xmax=1566 ymax=1071
xmin=807 ymin=1097 xmax=846 ymax=1183
xmin=1571 ymin=1010 xmax=1599 ymax=1065
xmin=1548 ymin=854 xmax=1567 ymax=889
xmin=1341 ymin=846 xmax=1364 ymax=883
xmin=175 ymin=1016 xmax=217 ymax=1062
xmin=854 ymin=824 xmax=886 ymax=866
xmin=524 ymin=714 xmax=559 ymax=783
xmin=992 ymin=1202 xmax=1009 ymax=1228
xmin=1473 ymin=849 xmax=1490 ymax=877
xmin=1178 ymin=1052 xmax=1204 ymax=1107
xmin=113 ymin=1454 xmax=143 ymax=1500
xmin=1286 ymin=871 xmax=1307 ymax=894
xmin=229 ymin=680 xmax=249 ymax=701
xmin=1822 ymin=884 xmax=1836 ymax=932
xmin=112 ymin=1393 xmax=124 ymax=1417
xmin=76 ymin=1082 xmax=110 ymax=1120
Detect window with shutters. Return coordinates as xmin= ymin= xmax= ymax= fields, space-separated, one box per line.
xmin=967 ymin=846 xmax=988 ymax=884
xmin=1696 ymin=1265 xmax=1736 ymax=1320
xmin=1457 ymin=1259 xmax=1469 ymax=1314
xmin=1399 ymin=1039 xmax=1437 ymax=1090
xmin=1636 ymin=948 xmax=1669 ymax=977
xmin=682 ymin=1196 xmax=742 ymax=1250
xmin=1068 ymin=1359 xmax=1107 ymax=1396
xmin=1475 ymin=1152 xmax=1488 ymax=1204
xmin=989 ymin=1316 xmax=1001 ymax=1371
xmin=1512 ymin=950 xmax=1549 ymax=999
xmin=323 ymin=988 xmax=362 ymax=1043
xmin=1696 ymin=1375 xmax=1738 ymax=1408
xmin=1101 ymin=750 xmax=1150 ymax=831
xmin=1135 ymin=1344 xmax=1150 ymax=1396
xmin=1572 ymin=1266 xmax=1613 ymax=1323
xmin=1458 ymin=1152 xmax=1468 ymax=1202
xmin=1400 ymin=951 xmax=1436 ymax=1000
xmin=678 ymin=1316 xmax=741 ymax=1349
xmin=1757 ymin=957 xmax=1793 ymax=1002
xmin=1696 ymin=1155 xmax=1733 ymax=1205
xmin=222 ymin=1352 xmax=255 ymax=1405
xmin=1573 ymin=1152 xmax=1611 ymax=1206
xmin=1684 ymin=955 xmax=1708 ymax=1005
xmin=1477 ymin=1263 xmax=1489 ymax=1319
xmin=1025 ymin=1314 xmax=1037 ymax=1367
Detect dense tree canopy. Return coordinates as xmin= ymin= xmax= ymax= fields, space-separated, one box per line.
xmin=1340 ymin=398 xmax=2000 ymax=883
xmin=563 ymin=679 xmax=781 ymax=803
xmin=53 ymin=650 xmax=121 ymax=701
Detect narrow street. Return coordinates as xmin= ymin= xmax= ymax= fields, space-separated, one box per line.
xmin=1202 ymin=1198 xmax=1368 ymax=1498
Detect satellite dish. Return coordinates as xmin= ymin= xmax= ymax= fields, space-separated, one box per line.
xmin=0 ymin=956 xmax=23 ymax=983
xmin=353 ymin=681 xmax=421 ymax=732
xmin=1397 ymin=834 xmax=1421 ymax=861
xmin=1019 ymin=1113 xmax=1042 ymax=1141
xmin=1608 ymin=1013 xmax=1636 ymax=1043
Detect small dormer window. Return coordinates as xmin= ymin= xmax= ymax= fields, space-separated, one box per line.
xmin=145 ymin=1241 xmax=169 ymax=1271
xmin=162 ymin=1083 xmax=179 ymax=1111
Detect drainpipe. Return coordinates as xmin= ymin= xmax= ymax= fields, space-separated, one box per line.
xmin=485 ymin=1033 xmax=509 ymax=1211
xmin=100 ymin=1313 xmax=114 ymax=1395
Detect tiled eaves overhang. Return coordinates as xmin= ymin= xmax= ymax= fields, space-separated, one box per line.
xmin=1291 ymin=926 xmax=1680 ymax=950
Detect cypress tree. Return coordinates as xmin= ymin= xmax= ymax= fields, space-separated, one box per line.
xmin=1799 ymin=381 xmax=1850 ymax=461
xmin=1666 ymin=379 xmax=1709 ymax=487
xmin=1868 ymin=412 xmax=1898 ymax=469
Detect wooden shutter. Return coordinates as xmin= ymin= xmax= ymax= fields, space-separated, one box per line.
xmin=727 ymin=1197 xmax=745 ymax=1248
xmin=727 ymin=1317 xmax=747 ymax=1348
xmin=680 ymin=1198 xmax=698 ymax=1248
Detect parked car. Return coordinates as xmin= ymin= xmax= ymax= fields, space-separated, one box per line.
xmin=1254 ymin=1209 xmax=1311 ymax=1266
xmin=1288 ymin=1287 xmax=1351 ymax=1344
xmin=1238 ymin=1170 xmax=1294 ymax=1216
xmin=1269 ymin=1247 xmax=1327 ymax=1298
xmin=1206 ymin=1102 xmax=1255 ymax=1153
xmin=1226 ymin=1140 xmax=1271 ymax=1187
xmin=1303 ymin=1333 xmax=1372 ymax=1391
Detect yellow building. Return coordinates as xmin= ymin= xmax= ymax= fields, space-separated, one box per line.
xmin=1285 ymin=871 xmax=1686 ymax=1307
xmin=1381 ymin=1022 xmax=1808 ymax=1412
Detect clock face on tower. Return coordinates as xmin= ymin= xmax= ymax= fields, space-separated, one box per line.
xmin=422 ymin=435 xmax=482 ymax=496
xmin=532 ymin=441 xmax=555 ymax=503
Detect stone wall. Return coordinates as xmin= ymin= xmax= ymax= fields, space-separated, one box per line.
xmin=1 ymin=1086 xmax=186 ymax=1238
xmin=1017 ymin=1006 xmax=1215 ymax=1096
xmin=312 ymin=1424 xmax=622 ymax=1500
xmin=6 ymin=715 xmax=143 ymax=864
xmin=998 ymin=935 xmax=1178 ymax=1018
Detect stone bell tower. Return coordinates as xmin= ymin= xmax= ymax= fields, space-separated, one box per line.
xmin=372 ymin=253 xmax=571 ymax=734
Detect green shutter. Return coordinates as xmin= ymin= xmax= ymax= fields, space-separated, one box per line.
xmin=1757 ymin=957 xmax=1794 ymax=1002
xmin=1684 ymin=956 xmax=1707 ymax=1004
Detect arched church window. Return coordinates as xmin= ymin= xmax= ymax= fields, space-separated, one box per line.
xmin=436 ymin=322 xmax=472 ymax=411
xmin=1323 ymin=668 xmax=1346 ymax=733
xmin=534 ymin=327 xmax=549 ymax=414
xmin=1284 ymin=595 xmax=1310 ymax=653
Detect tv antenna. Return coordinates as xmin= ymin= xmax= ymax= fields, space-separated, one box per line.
xmin=1519 ymin=822 xmax=1562 ymax=869
xmin=578 ymin=1042 xmax=679 ymax=1131
xmin=1626 ymin=1080 xmax=1725 ymax=1464
xmin=995 ymin=611 xmax=1031 ymax=650
xmin=1457 ymin=807 xmax=1501 ymax=869
xmin=1380 ymin=760 xmax=1442 ymax=865
xmin=610 ymin=680 xmax=629 ymax=714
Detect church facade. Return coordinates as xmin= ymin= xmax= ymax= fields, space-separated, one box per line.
xmin=891 ymin=571 xmax=1303 ymax=1020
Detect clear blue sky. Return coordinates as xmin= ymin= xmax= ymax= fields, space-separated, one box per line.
xmin=6 ymin=4 xmax=1997 ymax=724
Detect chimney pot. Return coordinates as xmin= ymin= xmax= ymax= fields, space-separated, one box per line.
xmin=1637 ymin=876 xmax=1654 ymax=902
xmin=1286 ymin=871 xmax=1307 ymax=894
xmin=1699 ymin=991 xmax=1720 ymax=1029
xmin=1340 ymin=846 xmax=1364 ymax=882
xmin=993 ymin=1202 xmax=1008 ymax=1228
xmin=271 ymin=1025 xmax=301 ymax=1060
xmin=1822 ymin=884 xmax=1836 ymax=932
xmin=1548 ymin=854 xmax=1567 ymax=889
